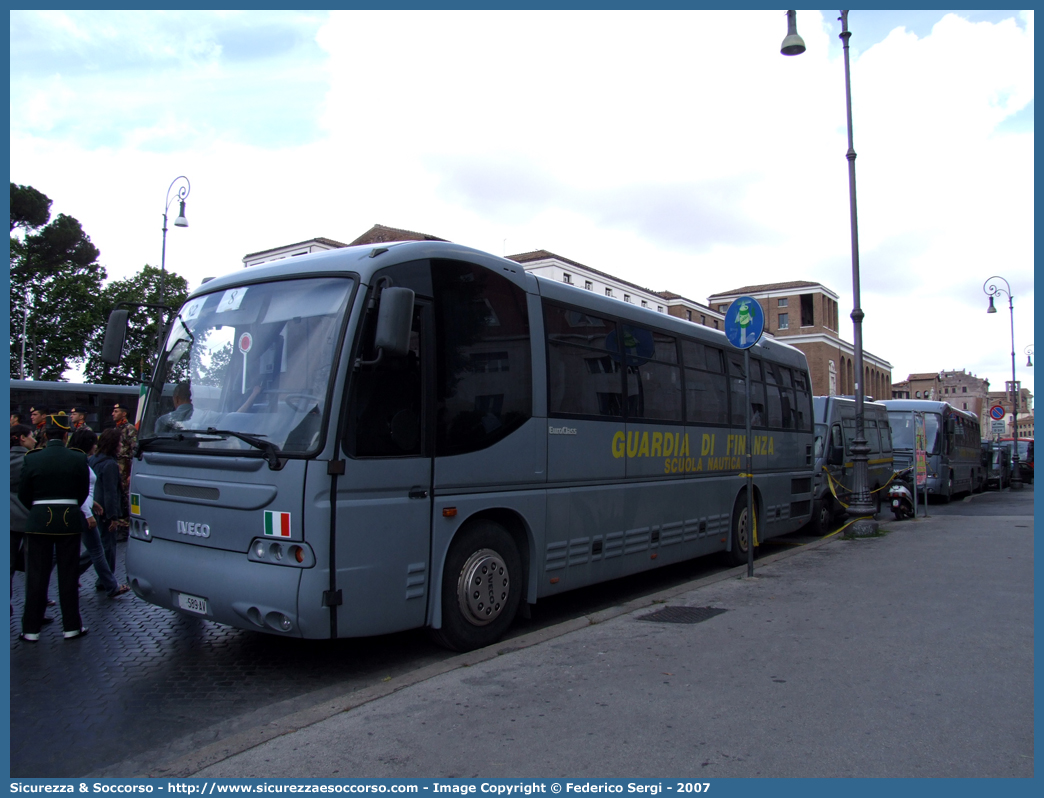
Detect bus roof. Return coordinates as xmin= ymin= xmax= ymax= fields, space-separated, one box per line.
xmin=192 ymin=241 xmax=809 ymax=371
xmin=880 ymin=398 xmax=978 ymax=421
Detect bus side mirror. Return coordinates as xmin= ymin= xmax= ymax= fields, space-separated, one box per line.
xmin=828 ymin=445 xmax=844 ymax=466
xmin=101 ymin=309 xmax=131 ymax=365
xmin=374 ymin=287 xmax=415 ymax=357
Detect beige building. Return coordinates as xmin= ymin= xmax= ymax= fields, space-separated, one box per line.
xmin=706 ymin=281 xmax=891 ymax=400
xmin=505 ymin=250 xmax=726 ymax=331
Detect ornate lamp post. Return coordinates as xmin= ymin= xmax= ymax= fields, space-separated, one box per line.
xmin=782 ymin=10 xmax=877 ymax=534
xmin=984 ymin=275 xmax=1022 ymax=489
xmin=1025 ymin=345 xmax=1033 ymax=368
xmin=156 ymin=176 xmax=190 ymax=357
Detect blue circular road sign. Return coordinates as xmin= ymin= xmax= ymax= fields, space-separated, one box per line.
xmin=724 ymin=296 xmax=765 ymax=350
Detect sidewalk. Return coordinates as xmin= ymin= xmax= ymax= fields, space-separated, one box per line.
xmin=182 ymin=506 xmax=1033 ymax=778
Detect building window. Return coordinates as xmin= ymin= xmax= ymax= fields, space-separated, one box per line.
xmin=657 ymin=306 xmax=664 ymax=313
xmin=700 ymin=315 xmax=706 ymax=325
xmin=713 ymin=320 xmax=719 ymax=329
xmin=585 ymin=280 xmax=593 ymax=291
xmin=963 ymin=403 xmax=968 ymax=410
xmin=624 ymin=294 xmax=631 ymax=303
xmin=778 ymin=313 xmax=789 ymax=330
xmin=801 ymin=294 xmax=814 ymax=326
xmin=778 ymin=298 xmax=788 ymax=307
xmin=916 ymin=391 xmax=921 ymax=398
xmin=641 ymin=300 xmax=648 ymax=308
xmin=605 ymin=288 xmax=613 ymax=298
xmin=563 ymin=273 xmax=572 ymax=285
xmin=718 ymin=304 xmax=728 ymax=313
xmin=962 ymin=386 xmax=967 ymax=393
xmin=686 ymin=310 xmax=692 ymax=321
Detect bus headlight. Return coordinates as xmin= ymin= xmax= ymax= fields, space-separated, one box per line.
xmin=129 ymin=519 xmax=151 ymax=542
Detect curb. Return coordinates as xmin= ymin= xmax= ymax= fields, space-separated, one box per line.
xmin=150 ymin=529 xmax=845 ymax=778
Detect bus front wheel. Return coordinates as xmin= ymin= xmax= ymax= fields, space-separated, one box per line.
xmin=725 ymin=493 xmax=758 ymax=567
xmin=810 ymin=498 xmax=833 ymax=535
xmin=431 ymin=520 xmax=522 ymax=652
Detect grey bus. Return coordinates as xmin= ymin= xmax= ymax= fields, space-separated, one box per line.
xmin=881 ymin=399 xmax=981 ymax=501
xmin=10 ymin=379 xmax=140 ymax=432
xmin=809 ymin=396 xmax=893 ymax=534
xmin=110 ymin=241 xmax=815 ymax=651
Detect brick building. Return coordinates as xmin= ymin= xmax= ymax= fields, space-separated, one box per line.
xmin=706 ymin=281 xmax=891 ymax=399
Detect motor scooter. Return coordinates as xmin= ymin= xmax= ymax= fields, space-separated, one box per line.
xmin=888 ymin=466 xmax=915 ymax=521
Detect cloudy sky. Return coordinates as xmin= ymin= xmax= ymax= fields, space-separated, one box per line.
xmin=9 ymin=9 xmax=1034 ymax=397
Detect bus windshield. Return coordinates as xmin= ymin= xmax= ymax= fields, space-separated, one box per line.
xmin=888 ymin=410 xmax=942 ymax=455
xmin=140 ymin=276 xmax=354 ymax=456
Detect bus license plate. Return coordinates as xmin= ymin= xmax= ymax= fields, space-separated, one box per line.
xmin=177 ymin=592 xmax=209 ymax=616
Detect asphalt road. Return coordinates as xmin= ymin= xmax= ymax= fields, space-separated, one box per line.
xmin=9 ymin=486 xmax=1029 ymax=777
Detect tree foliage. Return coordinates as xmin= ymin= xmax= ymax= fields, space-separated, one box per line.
xmin=83 ymin=265 xmax=190 ymax=385
xmin=10 ymin=184 xmax=107 ymax=381
xmin=10 ymin=183 xmax=52 ymax=232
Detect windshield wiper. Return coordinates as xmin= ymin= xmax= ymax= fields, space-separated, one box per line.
xmin=142 ymin=428 xmax=283 ymax=469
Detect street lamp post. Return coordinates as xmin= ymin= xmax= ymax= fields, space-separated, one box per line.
xmin=157 ymin=176 xmax=190 ymax=358
xmin=984 ymin=276 xmax=1023 ymax=489
xmin=782 ymin=10 xmax=877 ymax=534
xmin=1024 ymin=345 xmax=1033 ymax=368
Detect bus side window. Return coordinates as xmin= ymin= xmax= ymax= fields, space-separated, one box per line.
xmin=680 ymin=340 xmax=728 ymax=426
xmin=434 ymin=260 xmax=532 ymax=455
xmin=865 ymin=418 xmax=881 ymax=454
xmin=545 ymin=301 xmax=622 ymax=419
xmin=621 ymin=325 xmax=681 ymax=422
xmin=347 ymin=304 xmax=425 ymax=458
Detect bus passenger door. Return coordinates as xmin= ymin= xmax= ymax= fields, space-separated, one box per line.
xmin=334 ymin=301 xmax=433 ymax=637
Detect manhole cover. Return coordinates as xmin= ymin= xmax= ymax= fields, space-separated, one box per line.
xmin=638 ymin=606 xmax=727 ymax=625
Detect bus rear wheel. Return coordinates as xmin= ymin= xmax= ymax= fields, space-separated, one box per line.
xmin=725 ymin=493 xmax=757 ymax=567
xmin=430 ymin=520 xmax=521 ymax=652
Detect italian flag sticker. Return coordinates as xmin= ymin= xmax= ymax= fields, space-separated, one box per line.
xmin=130 ymin=493 xmax=141 ymax=516
xmin=264 ymin=511 xmax=292 ymax=538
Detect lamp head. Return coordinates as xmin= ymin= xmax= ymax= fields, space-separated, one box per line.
xmin=986 ymin=295 xmax=997 ymax=314
xmin=1027 ymin=354 xmax=1033 ymax=368
xmin=174 ymin=199 xmax=188 ymax=228
xmin=781 ymin=10 xmax=806 ymax=56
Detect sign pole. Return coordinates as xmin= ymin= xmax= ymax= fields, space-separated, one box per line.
xmin=744 ymin=348 xmax=754 ymax=577
xmin=723 ymin=296 xmax=765 ymax=577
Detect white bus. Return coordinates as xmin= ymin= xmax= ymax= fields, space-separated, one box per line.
xmin=106 ymin=241 xmax=815 ymax=650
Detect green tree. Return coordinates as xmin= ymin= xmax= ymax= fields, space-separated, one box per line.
xmin=10 ymin=183 xmax=52 ymax=232
xmin=10 ymin=184 xmax=106 ymax=381
xmin=82 ymin=264 xmax=190 ymax=385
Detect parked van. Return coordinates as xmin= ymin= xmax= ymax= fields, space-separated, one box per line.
xmin=809 ymin=396 xmax=894 ymax=534
xmin=987 ymin=443 xmax=1012 ymax=490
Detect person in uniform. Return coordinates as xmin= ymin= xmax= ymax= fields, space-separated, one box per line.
xmin=17 ymin=414 xmax=90 ymax=641
xmin=28 ymin=406 xmax=48 ymax=448
xmin=70 ymin=407 xmax=93 ymax=433
xmin=112 ymin=403 xmax=138 ymax=541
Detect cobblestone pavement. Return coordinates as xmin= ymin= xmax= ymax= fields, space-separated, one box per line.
xmin=9 ymin=542 xmax=448 ymax=778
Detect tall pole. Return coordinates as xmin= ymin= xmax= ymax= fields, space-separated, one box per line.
xmin=156 ymin=176 xmax=190 ymax=360
xmin=983 ymin=276 xmax=1022 ymax=489
xmin=838 ymin=10 xmax=878 ymax=533
xmin=782 ymin=11 xmax=877 ymax=534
